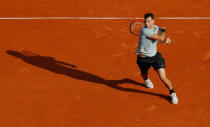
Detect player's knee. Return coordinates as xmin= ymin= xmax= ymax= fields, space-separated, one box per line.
xmin=160 ymin=76 xmax=167 ymax=82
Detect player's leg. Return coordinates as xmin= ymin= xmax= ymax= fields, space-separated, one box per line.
xmin=156 ymin=68 xmax=178 ymax=104
xmin=152 ymin=53 xmax=172 ymax=88
xmin=156 ymin=68 xmax=173 ymax=89
xmin=153 ymin=53 xmax=178 ymax=104
xmin=137 ymin=55 xmax=153 ymax=88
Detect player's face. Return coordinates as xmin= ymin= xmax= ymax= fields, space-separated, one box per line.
xmin=144 ymin=17 xmax=154 ymax=28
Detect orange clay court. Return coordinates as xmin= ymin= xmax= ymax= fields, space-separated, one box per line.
xmin=0 ymin=0 xmax=210 ymax=127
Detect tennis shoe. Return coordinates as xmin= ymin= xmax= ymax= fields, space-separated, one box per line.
xmin=145 ymin=79 xmax=154 ymax=88
xmin=171 ymin=93 xmax=178 ymax=104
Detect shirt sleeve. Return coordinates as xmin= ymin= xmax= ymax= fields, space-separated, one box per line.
xmin=142 ymin=28 xmax=154 ymax=37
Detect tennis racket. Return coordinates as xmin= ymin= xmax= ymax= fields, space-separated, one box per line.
xmin=129 ymin=20 xmax=144 ymax=36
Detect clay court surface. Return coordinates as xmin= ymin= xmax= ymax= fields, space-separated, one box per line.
xmin=0 ymin=0 xmax=210 ymax=127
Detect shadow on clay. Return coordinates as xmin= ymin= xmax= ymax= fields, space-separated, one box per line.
xmin=6 ymin=50 xmax=171 ymax=102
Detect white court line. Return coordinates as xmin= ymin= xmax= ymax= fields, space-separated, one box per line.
xmin=0 ymin=17 xmax=210 ymax=20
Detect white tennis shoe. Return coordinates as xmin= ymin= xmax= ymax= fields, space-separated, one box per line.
xmin=171 ymin=93 xmax=178 ymax=104
xmin=145 ymin=79 xmax=154 ymax=88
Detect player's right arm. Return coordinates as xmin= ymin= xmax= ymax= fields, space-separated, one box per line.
xmin=149 ymin=34 xmax=173 ymax=44
xmin=149 ymin=32 xmax=165 ymax=42
xmin=149 ymin=28 xmax=173 ymax=44
xmin=149 ymin=27 xmax=166 ymax=42
xmin=142 ymin=27 xmax=173 ymax=44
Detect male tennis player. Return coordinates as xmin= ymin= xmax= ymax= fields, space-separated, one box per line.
xmin=136 ymin=13 xmax=178 ymax=104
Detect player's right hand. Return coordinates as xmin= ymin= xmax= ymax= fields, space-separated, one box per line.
xmin=165 ymin=37 xmax=174 ymax=45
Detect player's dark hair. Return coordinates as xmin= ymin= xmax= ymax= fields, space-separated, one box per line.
xmin=144 ymin=13 xmax=155 ymax=20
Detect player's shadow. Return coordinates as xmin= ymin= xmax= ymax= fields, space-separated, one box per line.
xmin=6 ymin=50 xmax=170 ymax=102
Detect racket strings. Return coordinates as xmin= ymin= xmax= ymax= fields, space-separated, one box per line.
xmin=130 ymin=20 xmax=144 ymax=36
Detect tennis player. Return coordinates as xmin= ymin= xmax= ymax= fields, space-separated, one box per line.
xmin=136 ymin=13 xmax=178 ymax=104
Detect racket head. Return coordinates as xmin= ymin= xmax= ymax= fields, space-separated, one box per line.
xmin=129 ymin=20 xmax=145 ymax=36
